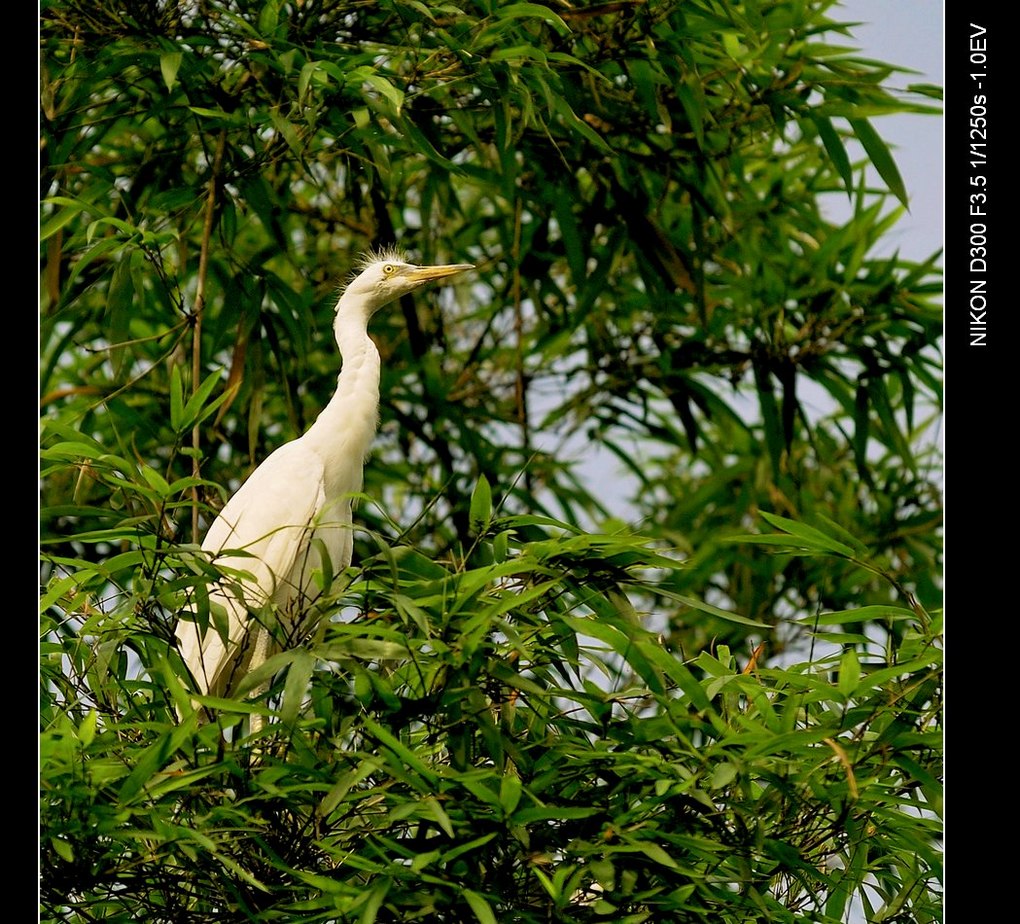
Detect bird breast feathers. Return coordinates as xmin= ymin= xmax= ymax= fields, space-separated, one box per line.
xmin=201 ymin=440 xmax=354 ymax=604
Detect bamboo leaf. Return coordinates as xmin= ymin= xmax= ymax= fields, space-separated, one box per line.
xmin=849 ymin=116 xmax=909 ymax=207
xmin=470 ymin=474 xmax=493 ymax=530
xmin=464 ymin=889 xmax=498 ymax=924
xmin=160 ymin=51 xmax=183 ymax=92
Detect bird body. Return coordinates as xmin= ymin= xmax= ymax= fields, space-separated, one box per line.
xmin=176 ymin=251 xmax=472 ymax=715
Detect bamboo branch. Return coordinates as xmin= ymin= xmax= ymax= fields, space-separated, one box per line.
xmin=190 ymin=130 xmax=227 ymax=543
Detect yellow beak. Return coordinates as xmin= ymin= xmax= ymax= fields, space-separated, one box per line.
xmin=406 ymin=263 xmax=474 ymax=284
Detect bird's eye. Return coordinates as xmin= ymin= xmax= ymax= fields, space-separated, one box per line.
xmin=382 ymin=264 xmax=395 ymax=275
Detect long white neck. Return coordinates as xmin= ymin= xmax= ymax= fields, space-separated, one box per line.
xmin=302 ymin=297 xmax=381 ymax=488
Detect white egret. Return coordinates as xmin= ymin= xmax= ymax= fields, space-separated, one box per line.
xmin=175 ymin=249 xmax=473 ymax=723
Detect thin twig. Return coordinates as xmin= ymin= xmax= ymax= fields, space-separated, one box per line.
xmin=511 ymin=197 xmax=532 ymax=499
xmin=191 ymin=130 xmax=227 ymax=542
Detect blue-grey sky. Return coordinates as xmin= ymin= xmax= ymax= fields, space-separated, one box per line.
xmin=830 ymin=0 xmax=944 ymax=261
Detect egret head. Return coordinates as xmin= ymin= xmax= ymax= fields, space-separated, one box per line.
xmin=341 ymin=247 xmax=474 ymax=314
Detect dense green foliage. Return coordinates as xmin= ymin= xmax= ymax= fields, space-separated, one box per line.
xmin=40 ymin=1 xmax=942 ymax=921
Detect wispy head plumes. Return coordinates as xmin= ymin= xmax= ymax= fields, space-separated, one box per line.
xmin=336 ymin=245 xmax=411 ymax=293
xmin=355 ymin=245 xmax=409 ymax=271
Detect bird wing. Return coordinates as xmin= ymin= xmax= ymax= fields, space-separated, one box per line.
xmin=177 ymin=439 xmax=335 ymax=696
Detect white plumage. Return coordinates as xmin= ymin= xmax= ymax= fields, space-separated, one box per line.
xmin=175 ymin=250 xmax=473 ymax=721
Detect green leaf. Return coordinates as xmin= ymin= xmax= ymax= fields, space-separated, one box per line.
xmin=423 ymin=796 xmax=455 ymax=837
xmin=751 ymin=512 xmax=857 ymax=557
xmin=358 ymin=877 xmax=391 ymax=924
xmin=179 ymin=370 xmax=230 ymax=432
xmin=140 ymin=465 xmax=172 ymax=497
xmin=362 ymin=72 xmax=405 ymax=115
xmin=490 ymin=44 xmax=548 ymax=65
xmin=169 ymin=364 xmax=185 ymax=433
xmin=317 ymin=761 xmax=380 ymax=817
xmin=159 ymin=51 xmax=183 ymax=92
xmin=494 ymin=3 xmax=570 ymax=36
xmin=50 ymin=837 xmax=75 ymax=864
xmin=393 ymin=112 xmax=461 ymax=171
xmin=664 ymin=592 xmax=770 ymax=628
xmin=677 ymin=77 xmax=705 ymax=149
xmin=634 ymin=841 xmax=679 ymax=869
xmin=549 ymin=92 xmax=613 ymax=153
xmin=513 ymin=805 xmax=601 ymax=824
xmin=187 ymin=106 xmax=243 ymax=123
xmin=801 ymin=605 xmax=917 ymax=625
xmin=77 ymin=709 xmax=98 ymax=747
xmin=41 ymin=201 xmax=87 ymax=241
xmin=492 ymin=530 xmax=509 ymax=562
xmin=838 ymin=648 xmax=861 ymax=696
xmin=268 ymin=109 xmax=302 ymax=156
xmin=280 ymin=650 xmax=315 ymax=725
xmin=849 ymin=116 xmax=909 ymax=207
xmin=470 ymin=474 xmax=493 ymax=530
xmin=257 ymin=0 xmax=279 ymax=35
xmin=362 ymin=715 xmax=438 ymax=785
xmin=499 ymin=771 xmax=523 ymax=815
xmin=811 ymin=114 xmax=853 ymax=195
xmin=464 ymin=889 xmax=498 ymax=924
